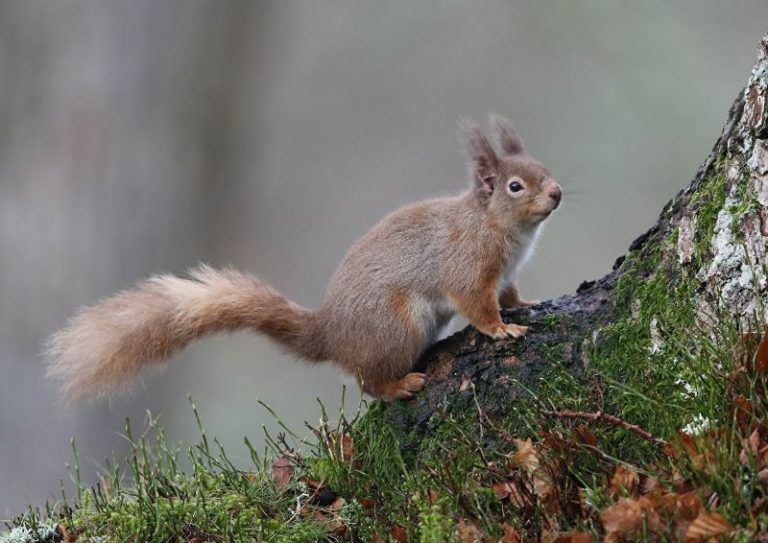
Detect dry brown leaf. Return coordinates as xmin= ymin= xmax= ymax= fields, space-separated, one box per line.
xmin=494 ymin=479 xmax=532 ymax=508
xmin=541 ymin=430 xmax=573 ymax=456
xmin=639 ymin=474 xmax=659 ymax=495
xmin=493 ymin=481 xmax=512 ymax=500
xmin=736 ymin=332 xmax=762 ymax=373
xmin=56 ymin=525 xmax=77 ymax=543
xmin=499 ymin=523 xmax=522 ymax=543
xmin=609 ymin=464 xmax=639 ymax=497
xmin=340 ymin=433 xmax=356 ymax=462
xmin=540 ymin=530 xmax=560 ymax=543
xmin=740 ymin=427 xmax=768 ymax=468
xmin=508 ymin=482 xmax=531 ymax=509
xmin=753 ymin=497 xmax=768 ymax=516
xmin=755 ymin=331 xmax=768 ymax=373
xmin=740 ymin=446 xmax=751 ymax=467
xmin=645 ymin=488 xmax=677 ymax=516
xmin=676 ymin=432 xmax=699 ymax=459
xmin=510 ymin=438 xmax=539 ymax=471
xmin=733 ymin=395 xmax=753 ymax=433
xmin=684 ymin=511 xmax=733 ymax=541
xmin=553 ymin=531 xmax=592 ymax=543
xmin=676 ymin=490 xmax=703 ymax=521
xmin=427 ymin=489 xmax=439 ymax=506
xmin=601 ymin=496 xmax=660 ymax=536
xmin=302 ymin=477 xmax=322 ymax=490
xmin=670 ymin=464 xmax=694 ymax=494
xmin=392 ymin=524 xmax=409 ymax=543
xmin=312 ymin=510 xmax=348 ymax=537
xmin=537 ymin=479 xmax=560 ymax=516
xmin=331 ymin=520 xmax=349 ymax=537
xmin=271 ymin=457 xmax=291 ymax=490
xmin=573 ymin=424 xmax=598 ymax=447
xmin=326 ymin=433 xmax=356 ymax=463
xmin=456 ymin=519 xmax=484 ymax=543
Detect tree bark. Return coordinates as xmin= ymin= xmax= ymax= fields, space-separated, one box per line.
xmin=385 ymin=34 xmax=768 ymax=438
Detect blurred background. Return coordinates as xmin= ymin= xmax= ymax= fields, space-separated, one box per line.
xmin=0 ymin=0 xmax=765 ymax=517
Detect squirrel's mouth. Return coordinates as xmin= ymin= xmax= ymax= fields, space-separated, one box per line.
xmin=544 ymin=199 xmax=562 ymax=214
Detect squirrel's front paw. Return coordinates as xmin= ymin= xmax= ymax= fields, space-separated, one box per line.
xmin=483 ymin=322 xmax=528 ymax=340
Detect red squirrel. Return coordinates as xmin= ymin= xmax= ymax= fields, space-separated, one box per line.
xmin=47 ymin=115 xmax=562 ymax=403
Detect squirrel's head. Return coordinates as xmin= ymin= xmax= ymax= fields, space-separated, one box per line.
xmin=460 ymin=114 xmax=562 ymax=230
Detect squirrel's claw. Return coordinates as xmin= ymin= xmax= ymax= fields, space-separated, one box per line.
xmin=503 ymin=323 xmax=528 ymax=338
xmin=484 ymin=323 xmax=528 ymax=340
xmin=376 ymin=372 xmax=427 ymax=402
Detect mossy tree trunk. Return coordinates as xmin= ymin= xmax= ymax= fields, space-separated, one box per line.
xmin=385 ymin=34 xmax=768 ymax=441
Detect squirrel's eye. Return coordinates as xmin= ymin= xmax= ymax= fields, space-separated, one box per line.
xmin=508 ymin=180 xmax=524 ymax=193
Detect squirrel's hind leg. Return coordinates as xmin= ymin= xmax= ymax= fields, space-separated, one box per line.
xmin=366 ymin=372 xmax=427 ymax=402
xmin=499 ymin=283 xmax=540 ymax=308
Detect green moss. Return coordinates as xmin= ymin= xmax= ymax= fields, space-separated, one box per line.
xmin=577 ymin=163 xmax=735 ymax=458
xmin=417 ymin=500 xmax=459 ymax=543
xmin=691 ymin=167 xmax=728 ymax=264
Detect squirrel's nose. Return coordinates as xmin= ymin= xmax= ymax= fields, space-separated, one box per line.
xmin=548 ymin=184 xmax=562 ymax=206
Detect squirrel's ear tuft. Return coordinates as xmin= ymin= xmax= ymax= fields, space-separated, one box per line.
xmin=459 ymin=118 xmax=499 ymax=196
xmin=489 ymin=113 xmax=525 ymax=156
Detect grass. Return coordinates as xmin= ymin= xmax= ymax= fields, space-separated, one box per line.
xmin=5 ymin=163 xmax=768 ymax=541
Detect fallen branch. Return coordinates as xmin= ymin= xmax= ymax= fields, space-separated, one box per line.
xmin=542 ymin=409 xmax=667 ymax=447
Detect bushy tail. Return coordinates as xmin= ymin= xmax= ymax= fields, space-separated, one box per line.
xmin=47 ymin=265 xmax=325 ymax=404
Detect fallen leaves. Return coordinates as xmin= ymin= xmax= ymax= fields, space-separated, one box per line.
xmin=684 ymin=511 xmax=733 ymax=542
xmin=270 ymin=457 xmax=292 ymax=490
xmin=259 ymin=331 xmax=768 ymax=541
xmin=757 ymin=331 xmax=768 ymax=373
xmin=509 ymin=438 xmax=539 ymax=472
xmin=608 ymin=464 xmax=639 ymax=498
xmin=601 ymin=496 xmax=660 ymax=540
xmin=456 ymin=519 xmax=483 ymax=542
xmin=551 ymin=531 xmax=592 ymax=543
xmin=499 ymin=523 xmax=522 ymax=543
xmin=391 ymin=524 xmax=408 ymax=543
xmin=490 ymin=434 xmax=574 ymax=533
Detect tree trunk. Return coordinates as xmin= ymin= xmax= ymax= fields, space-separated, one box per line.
xmin=384 ymin=34 xmax=768 ymax=439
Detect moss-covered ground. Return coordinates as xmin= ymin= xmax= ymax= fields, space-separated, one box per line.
xmin=5 ymin=166 xmax=768 ymax=541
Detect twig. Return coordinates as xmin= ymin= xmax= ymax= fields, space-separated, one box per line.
xmin=542 ymin=409 xmax=667 ymax=447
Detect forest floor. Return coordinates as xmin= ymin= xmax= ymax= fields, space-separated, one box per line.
xmin=4 ymin=318 xmax=768 ymax=542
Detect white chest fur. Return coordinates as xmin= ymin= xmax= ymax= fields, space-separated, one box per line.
xmin=500 ymin=224 xmax=543 ymax=289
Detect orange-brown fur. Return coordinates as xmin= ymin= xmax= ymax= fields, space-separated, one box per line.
xmin=499 ymin=283 xmax=538 ymax=308
xmin=47 ymin=114 xmax=561 ymax=404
